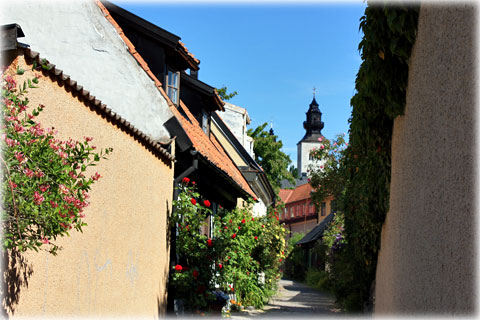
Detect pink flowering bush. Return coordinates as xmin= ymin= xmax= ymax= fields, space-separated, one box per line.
xmin=1 ymin=72 xmax=112 ymax=255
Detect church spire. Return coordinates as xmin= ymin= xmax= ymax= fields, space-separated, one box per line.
xmin=300 ymin=93 xmax=324 ymax=142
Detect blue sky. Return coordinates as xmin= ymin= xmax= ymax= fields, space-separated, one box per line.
xmin=115 ymin=1 xmax=366 ymax=168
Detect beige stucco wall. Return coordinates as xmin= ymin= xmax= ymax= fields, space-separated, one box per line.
xmin=3 ymin=54 xmax=174 ymax=317
xmin=374 ymin=5 xmax=476 ymax=315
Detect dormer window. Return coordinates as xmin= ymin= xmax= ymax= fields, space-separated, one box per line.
xmin=202 ymin=111 xmax=209 ymax=134
xmin=166 ymin=69 xmax=180 ymax=105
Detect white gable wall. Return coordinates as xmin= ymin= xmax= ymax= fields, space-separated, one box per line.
xmin=0 ymin=0 xmax=173 ymax=141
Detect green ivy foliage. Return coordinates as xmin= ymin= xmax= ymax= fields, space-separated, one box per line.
xmin=339 ymin=3 xmax=419 ymax=311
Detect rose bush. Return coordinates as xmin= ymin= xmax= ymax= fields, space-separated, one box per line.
xmin=170 ymin=179 xmax=286 ymax=313
xmin=1 ymin=70 xmax=112 ymax=255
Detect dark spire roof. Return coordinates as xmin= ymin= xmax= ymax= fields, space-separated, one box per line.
xmin=299 ymin=95 xmax=324 ymax=143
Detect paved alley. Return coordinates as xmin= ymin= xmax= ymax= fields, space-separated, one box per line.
xmin=231 ymin=279 xmax=343 ymax=319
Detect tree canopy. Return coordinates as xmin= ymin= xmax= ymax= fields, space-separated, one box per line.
xmin=247 ymin=123 xmax=294 ymax=193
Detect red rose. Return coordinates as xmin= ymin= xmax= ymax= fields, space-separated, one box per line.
xmin=251 ymin=217 xmax=255 ymax=221
xmin=254 ymin=236 xmax=258 ymax=240
xmin=279 ymin=258 xmax=283 ymax=263
xmin=262 ymin=225 xmax=265 ymax=228
xmin=232 ymin=233 xmax=237 ymax=239
xmin=193 ymin=270 xmax=199 ymax=278
xmin=192 ymin=181 xmax=196 ymax=185
xmin=218 ymin=263 xmax=223 ymax=269
xmin=182 ymin=177 xmax=190 ymax=184
xmin=241 ymin=219 xmax=246 ymax=224
xmin=191 ymin=198 xmax=197 ymax=205
xmin=238 ymin=226 xmax=241 ymax=230
xmin=203 ymin=200 xmax=211 ymax=207
xmin=253 ymin=197 xmax=257 ymax=201
xmin=175 ymin=265 xmax=183 ymax=272
xmin=229 ymin=219 xmax=232 ymax=223
xmin=207 ymin=239 xmax=213 ymax=247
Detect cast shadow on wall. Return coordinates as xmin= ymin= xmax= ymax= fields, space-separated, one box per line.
xmin=1 ymin=249 xmax=34 ymax=316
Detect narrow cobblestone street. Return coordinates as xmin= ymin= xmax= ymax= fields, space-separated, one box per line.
xmin=231 ymin=279 xmax=343 ymax=319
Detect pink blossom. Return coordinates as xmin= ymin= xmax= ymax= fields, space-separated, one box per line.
xmin=59 ymin=184 xmax=69 ymax=195
xmin=92 ymin=172 xmax=101 ymax=181
xmin=346 ymin=143 xmax=349 ymax=146
xmin=320 ymin=145 xmax=325 ymax=150
xmin=84 ymin=136 xmax=93 ymax=142
xmin=23 ymin=168 xmax=34 ymax=178
xmin=39 ymin=185 xmax=50 ymax=192
xmin=318 ymin=137 xmax=323 ymax=142
xmin=69 ymin=171 xmax=77 ymax=179
xmin=320 ymin=165 xmax=324 ymax=169
xmin=50 ymin=201 xmax=58 ymax=208
xmin=333 ymin=142 xmax=337 ymax=147
xmin=15 ymin=152 xmax=25 ymax=163
xmin=5 ymin=138 xmax=18 ymax=147
xmin=35 ymin=170 xmax=44 ymax=178
xmin=5 ymin=115 xmax=17 ymax=122
xmin=33 ymin=191 xmax=44 ymax=205
xmin=41 ymin=237 xmax=49 ymax=244
xmin=58 ymin=151 xmax=68 ymax=159
xmin=18 ymin=104 xmax=27 ymax=112
xmin=5 ymin=75 xmax=16 ymax=90
xmin=8 ymin=181 xmax=17 ymax=189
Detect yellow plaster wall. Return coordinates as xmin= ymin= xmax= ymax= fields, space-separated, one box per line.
xmin=4 ymin=54 xmax=174 ymax=317
xmin=210 ymin=123 xmax=248 ymax=167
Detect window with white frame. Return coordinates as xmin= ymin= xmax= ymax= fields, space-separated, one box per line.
xmin=166 ymin=69 xmax=180 ymax=105
xmin=202 ymin=111 xmax=209 ymax=134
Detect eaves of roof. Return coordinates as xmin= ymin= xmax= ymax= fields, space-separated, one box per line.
xmin=99 ymin=0 xmax=199 ymax=70
xmin=96 ymin=1 xmax=253 ymax=198
xmin=181 ymin=72 xmax=225 ymax=111
xmin=296 ymin=212 xmax=334 ymax=246
xmin=171 ymin=100 xmax=256 ymax=198
xmin=20 ymin=47 xmax=174 ymax=163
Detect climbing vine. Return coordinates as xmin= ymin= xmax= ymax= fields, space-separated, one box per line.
xmin=332 ymin=3 xmax=419 ymax=311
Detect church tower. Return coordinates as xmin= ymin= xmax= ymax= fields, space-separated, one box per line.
xmin=297 ymin=95 xmax=325 ymax=177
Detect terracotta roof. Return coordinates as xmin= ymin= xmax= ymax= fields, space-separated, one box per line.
xmin=21 ymin=47 xmax=174 ymax=163
xmin=178 ymin=40 xmax=200 ymax=65
xmin=278 ymin=189 xmax=294 ymax=204
xmin=280 ymin=183 xmax=313 ymax=204
xmin=172 ymin=100 xmax=256 ymax=198
xmin=96 ymin=0 xmax=254 ymax=198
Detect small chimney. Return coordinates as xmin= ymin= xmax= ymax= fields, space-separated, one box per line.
xmin=190 ymin=69 xmax=198 ymax=79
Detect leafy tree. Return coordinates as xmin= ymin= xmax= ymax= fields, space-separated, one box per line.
xmin=289 ymin=165 xmax=298 ymax=179
xmin=247 ymin=123 xmax=294 ymax=193
xmin=216 ymin=86 xmax=238 ymax=101
xmin=308 ymin=133 xmax=347 ymax=209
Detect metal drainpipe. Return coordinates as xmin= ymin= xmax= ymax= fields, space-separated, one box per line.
xmin=167 ymin=149 xmax=198 ymax=314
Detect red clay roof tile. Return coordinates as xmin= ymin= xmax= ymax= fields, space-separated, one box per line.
xmin=280 ymin=183 xmax=313 ymax=204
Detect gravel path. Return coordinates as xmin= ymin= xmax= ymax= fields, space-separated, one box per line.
xmin=231 ymin=279 xmax=344 ymax=319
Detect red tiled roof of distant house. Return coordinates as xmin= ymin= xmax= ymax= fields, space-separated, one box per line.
xmin=278 ymin=189 xmax=294 ymax=204
xmin=287 ymin=183 xmax=313 ymax=203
